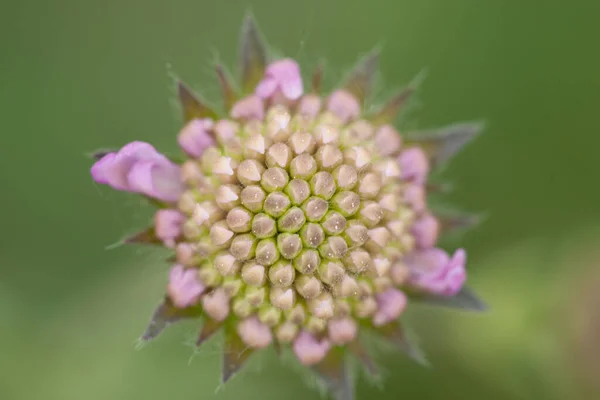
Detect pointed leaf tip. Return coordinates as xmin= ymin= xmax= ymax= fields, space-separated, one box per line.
xmin=196 ymin=318 xmax=222 ymax=347
xmin=222 ymin=327 xmax=254 ymax=383
xmin=141 ymin=300 xmax=200 ymax=342
xmin=439 ymin=211 xmax=487 ymax=234
xmin=177 ymin=81 xmax=218 ymax=122
xmin=240 ymin=14 xmax=267 ymax=93
xmin=345 ymin=49 xmax=380 ymax=102
xmin=416 ymin=286 xmax=488 ymax=312
xmin=215 ymin=64 xmax=238 ymax=110
xmin=312 ymin=62 xmax=325 ymax=93
xmin=408 ymin=121 xmax=484 ymax=167
xmin=313 ymin=349 xmax=354 ymax=400
xmin=377 ymin=323 xmax=429 ymax=367
xmin=123 ymin=226 xmax=162 ymax=246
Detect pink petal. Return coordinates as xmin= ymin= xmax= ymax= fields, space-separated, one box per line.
xmin=293 ymin=331 xmax=331 ymax=365
xmin=411 ymin=213 xmax=440 ymax=249
xmin=154 ymin=209 xmax=185 ymax=246
xmin=168 ymin=265 xmax=205 ymax=308
xmin=256 ymin=59 xmax=304 ymax=101
xmin=327 ymin=90 xmax=360 ymax=123
xmin=230 ymin=95 xmax=265 ymax=121
xmin=237 ymin=316 xmax=273 ymax=348
xmin=90 ymin=152 xmax=117 ymax=184
xmin=127 ymin=160 xmax=183 ymax=202
xmin=373 ymin=288 xmax=407 ymax=326
xmin=398 ymin=147 xmax=429 ymax=184
xmin=403 ymin=184 xmax=426 ymax=213
xmin=177 ymin=119 xmax=215 ymax=158
xmin=327 ymin=318 xmax=358 ymax=345
xmin=404 ymin=248 xmax=467 ymax=296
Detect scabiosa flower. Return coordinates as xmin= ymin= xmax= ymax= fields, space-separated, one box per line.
xmin=90 ymin=15 xmax=487 ymax=399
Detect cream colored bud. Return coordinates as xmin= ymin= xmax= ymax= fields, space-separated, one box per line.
xmin=215 ymin=184 xmax=241 ymax=211
xmin=359 ymin=201 xmax=384 ymax=228
xmin=332 ymin=164 xmax=358 ymax=190
xmin=305 ymin=316 xmax=327 ymax=334
xmin=277 ymin=207 xmax=306 ymax=233
xmin=334 ymin=299 xmax=352 ymax=317
xmin=293 ymin=249 xmax=321 ymax=274
xmin=344 ymin=147 xmax=371 ymax=169
xmin=354 ymin=297 xmax=377 ymax=318
xmin=284 ymin=178 xmax=310 ymax=205
xmin=286 ymin=304 xmax=306 ymax=325
xmin=331 ymin=191 xmax=360 ymax=217
xmin=314 ymin=144 xmax=343 ymax=171
xmin=289 ymin=131 xmax=316 ymax=154
xmin=181 ymin=160 xmax=204 ymax=186
xmin=343 ymin=220 xmax=368 ymax=247
xmin=373 ymin=277 xmax=393 ymax=293
xmin=240 ymin=185 xmax=266 ymax=213
xmin=310 ymin=171 xmax=336 ymax=200
xmin=268 ymin=260 xmax=295 ymax=287
xmin=222 ymin=277 xmax=244 ymax=297
xmin=245 ymin=286 xmax=266 ymax=307
xmin=237 ymin=159 xmax=264 ymax=186
xmin=335 ymin=274 xmax=359 ymax=298
xmin=232 ymin=298 xmax=253 ymax=318
xmin=258 ymin=305 xmax=282 ymax=327
xmin=270 ymin=287 xmax=296 ymax=310
xmin=182 ymin=219 xmax=202 ymax=240
xmin=251 ymin=213 xmax=277 ymax=238
xmin=276 ymin=322 xmax=299 ymax=343
xmin=387 ymin=220 xmax=406 ymax=237
xmin=265 ymin=143 xmax=292 ymax=168
xmin=357 ymin=279 xmax=373 ymax=297
xmin=209 ymin=221 xmax=234 ymax=247
xmin=255 ymin=238 xmax=280 ymax=266
xmin=365 ymin=227 xmax=392 ymax=252
xmin=266 ymin=105 xmax=291 ymax=141
xmin=375 ymin=125 xmax=402 ymax=156
xmin=295 ymin=275 xmax=322 ymax=299
xmin=178 ymin=190 xmax=199 ymax=214
xmin=244 ymin=133 xmax=266 ymax=159
xmin=300 ymin=223 xmax=325 ymax=248
xmin=314 ymin=124 xmax=339 ymax=145
xmin=213 ymin=156 xmax=237 ymax=183
xmin=229 ymin=233 xmax=256 ymax=261
xmin=321 ymin=211 xmax=347 ymax=235
xmin=344 ymin=250 xmax=374 ymax=274
xmin=358 ymin=172 xmax=382 ymax=199
xmin=302 ymin=196 xmax=328 ymax=222
xmin=261 ymin=167 xmax=289 ymax=192
xmin=379 ymin=193 xmax=399 ymax=217
xmin=318 ymin=236 xmax=348 ymax=260
xmin=198 ymin=264 xmax=221 ymax=287
xmin=309 ymin=292 xmax=335 ymax=320
xmin=226 ymin=207 xmax=252 ymax=233
xmin=277 ymin=233 xmax=302 ymax=259
xmin=390 ymin=263 xmax=410 ymax=285
xmin=318 ymin=260 xmax=345 ymax=285
xmin=264 ymin=191 xmax=291 ymax=217
xmin=373 ymin=257 xmax=391 ymax=277
xmin=200 ymin=147 xmax=221 ymax=173
xmin=242 ymin=261 xmax=266 ymax=286
xmin=214 ymin=251 xmax=241 ymax=276
xmin=289 ymin=154 xmax=317 ymax=179
xmin=374 ymin=159 xmax=401 ymax=182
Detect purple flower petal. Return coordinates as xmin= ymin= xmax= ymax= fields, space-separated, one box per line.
xmin=127 ymin=159 xmax=183 ymax=202
xmin=230 ymin=95 xmax=265 ymax=121
xmin=90 ymin=152 xmax=117 ymax=184
xmin=373 ymin=288 xmax=407 ymax=326
xmin=293 ymin=331 xmax=331 ymax=366
xmin=398 ymin=147 xmax=429 ymax=184
xmin=256 ymin=59 xmax=304 ymax=100
xmin=327 ymin=90 xmax=360 ymax=123
xmin=411 ymin=213 xmax=440 ymax=249
xmin=154 ymin=209 xmax=185 ymax=247
xmin=405 ymin=248 xmax=467 ymax=296
xmin=168 ymin=265 xmax=205 ymax=308
xmin=177 ymin=119 xmax=215 ymax=158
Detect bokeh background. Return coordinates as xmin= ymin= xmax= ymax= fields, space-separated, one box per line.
xmin=2 ymin=0 xmax=600 ymax=399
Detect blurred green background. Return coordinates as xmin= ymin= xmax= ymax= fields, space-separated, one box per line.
xmin=2 ymin=0 xmax=600 ymax=399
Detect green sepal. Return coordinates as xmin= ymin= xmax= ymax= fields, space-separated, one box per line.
xmin=406 ymin=121 xmax=484 ymax=168
xmin=344 ymin=48 xmax=380 ymax=103
xmin=222 ymin=322 xmax=255 ymax=383
xmin=376 ymin=322 xmax=429 ymax=367
xmin=311 ymin=61 xmax=325 ymax=93
xmin=141 ymin=299 xmax=202 ymax=341
xmin=196 ymin=317 xmax=222 ymax=347
xmin=239 ymin=13 xmax=268 ymax=94
xmin=177 ymin=81 xmax=219 ymax=122
xmin=215 ymin=64 xmax=238 ymax=110
xmin=313 ymin=347 xmax=354 ymax=400
xmin=411 ymin=286 xmax=488 ymax=312
xmin=347 ymin=340 xmax=379 ymax=379
xmin=369 ymin=70 xmax=426 ymax=125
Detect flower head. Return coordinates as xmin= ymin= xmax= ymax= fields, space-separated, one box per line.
xmin=90 ymin=15 xmax=485 ymax=398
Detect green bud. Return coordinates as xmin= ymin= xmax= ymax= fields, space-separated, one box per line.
xmin=240 ymin=185 xmax=266 ymax=213
xmin=302 ymin=196 xmax=328 ymax=222
xmin=264 ymin=191 xmax=291 ymax=217
xmin=293 ymin=249 xmax=321 ymax=274
xmin=229 ymin=233 xmax=257 ymax=261
xmin=331 ymin=191 xmax=360 ymax=217
xmin=277 ymin=233 xmax=302 ymax=259
xmin=310 ymin=171 xmax=336 ymax=200
xmin=226 ymin=206 xmax=253 ymax=233
xmin=261 ymin=167 xmax=289 ymax=192
xmin=289 ymin=154 xmax=317 ymax=179
xmin=284 ymin=178 xmax=311 ymax=205
xmin=318 ymin=236 xmax=348 ymax=260
xmin=300 ymin=223 xmax=325 ymax=248
xmin=277 ymin=207 xmax=306 ymax=233
xmin=251 ymin=213 xmax=277 ymax=238
xmin=321 ymin=211 xmax=347 ymax=235
xmin=255 ymin=238 xmax=280 ymax=266
xmin=268 ymin=260 xmax=295 ymax=287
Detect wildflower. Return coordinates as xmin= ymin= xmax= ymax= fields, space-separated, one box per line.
xmin=90 ymin=15 xmax=486 ymax=399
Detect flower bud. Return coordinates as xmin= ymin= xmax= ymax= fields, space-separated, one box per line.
xmin=344 ymin=146 xmax=371 ymax=169
xmin=290 ymin=154 xmax=317 ymax=179
xmin=202 ymin=288 xmax=230 ymax=321
xmin=308 ymin=292 xmax=334 ymax=319
xmin=268 ymin=260 xmax=295 ymax=287
xmin=332 ymin=164 xmax=358 ymax=190
xmin=277 ymin=233 xmax=302 ymax=259
xmin=331 ymin=191 xmax=360 ymax=217
xmin=215 ymin=184 xmax=241 ymax=211
xmin=214 ymin=252 xmax=241 ymax=276
xmin=286 ymin=303 xmax=307 ymax=325
xmin=284 ymin=178 xmax=310 ymax=205
xmin=321 ymin=211 xmax=347 ymax=235
xmin=358 ymin=172 xmax=382 ymax=199
xmin=237 ymin=316 xmax=273 ymax=348
xmin=310 ymin=171 xmax=336 ymax=199
xmin=343 ymin=220 xmax=368 ymax=247
xmin=241 ymin=262 xmax=266 ymax=286
xmin=277 ymin=207 xmax=306 ymax=233
xmin=226 ymin=207 xmax=253 ymax=233
xmin=264 ymin=191 xmax=291 ymax=217
xmin=240 ymin=185 xmax=266 ymax=212
xmin=229 ymin=233 xmax=256 ymax=261
xmin=295 ymin=274 xmax=322 ymax=299
xmin=318 ymin=260 xmax=345 ymax=285
xmin=375 ymin=125 xmax=402 ymax=156
xmin=302 ymin=196 xmax=328 ymax=222
xmin=328 ymin=317 xmax=358 ymax=345
xmin=276 ymin=321 xmax=299 ymax=343
xmin=318 ymin=236 xmax=348 ymax=260
xmin=300 ymin=223 xmax=325 ymax=248
xmin=314 ymin=144 xmax=344 ymax=172
xmin=258 ymin=305 xmax=282 ymax=326
xmin=232 ymin=297 xmax=254 ymax=318
xmin=255 ymin=238 xmax=280 ymax=266
xmin=237 ymin=159 xmax=265 ymax=186
xmin=209 ymin=221 xmax=234 ymax=247
xmin=244 ymin=133 xmax=266 ymax=160
xmin=270 ymin=287 xmax=296 ymax=310
xmin=261 ymin=167 xmax=289 ymax=192
xmin=289 ymin=131 xmax=316 ymax=154
xmin=313 ymin=124 xmax=339 ymax=145
xmin=359 ymin=201 xmax=384 ymax=228
xmin=222 ymin=276 xmax=244 ymax=297
xmin=344 ymin=250 xmax=374 ymax=274
xmin=244 ymin=286 xmax=267 ymax=307
xmin=265 ymin=143 xmax=292 ymax=168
